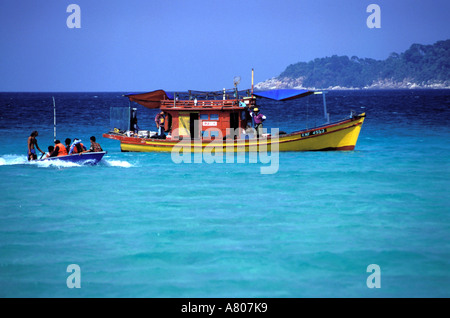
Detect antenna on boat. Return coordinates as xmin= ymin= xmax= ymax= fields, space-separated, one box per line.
xmin=251 ymin=68 xmax=254 ymax=95
xmin=52 ymin=96 xmax=56 ymax=141
xmin=233 ymin=76 xmax=241 ymax=87
xmin=313 ymin=91 xmax=330 ymax=123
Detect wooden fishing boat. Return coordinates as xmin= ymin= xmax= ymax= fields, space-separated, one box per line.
xmin=103 ymin=77 xmax=365 ymax=152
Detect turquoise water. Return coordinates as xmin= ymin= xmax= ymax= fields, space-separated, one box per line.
xmin=0 ymin=90 xmax=449 ymax=297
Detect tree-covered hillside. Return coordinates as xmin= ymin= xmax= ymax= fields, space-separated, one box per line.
xmin=277 ymin=40 xmax=450 ymax=89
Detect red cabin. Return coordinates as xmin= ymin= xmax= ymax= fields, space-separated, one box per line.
xmin=160 ymin=95 xmax=256 ymax=140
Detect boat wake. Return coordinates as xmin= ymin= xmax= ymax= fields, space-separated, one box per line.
xmin=0 ymin=155 xmax=28 ymax=166
xmin=0 ymin=155 xmax=82 ymax=168
xmin=102 ymin=159 xmax=133 ymax=168
xmin=0 ymin=155 xmax=133 ymax=168
xmin=35 ymin=159 xmax=81 ymax=168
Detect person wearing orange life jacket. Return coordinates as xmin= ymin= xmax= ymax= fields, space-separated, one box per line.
xmin=49 ymin=140 xmax=68 ymax=157
xmin=68 ymin=138 xmax=86 ymax=155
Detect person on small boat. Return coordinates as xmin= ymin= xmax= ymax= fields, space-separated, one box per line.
xmin=68 ymin=138 xmax=86 ymax=155
xmin=27 ymin=131 xmax=45 ymax=161
xmin=65 ymin=138 xmax=72 ymax=153
xmin=80 ymin=136 xmax=103 ymax=153
xmin=45 ymin=146 xmax=55 ymax=158
xmin=50 ymin=140 xmax=68 ymax=157
xmin=250 ymin=108 xmax=266 ymax=137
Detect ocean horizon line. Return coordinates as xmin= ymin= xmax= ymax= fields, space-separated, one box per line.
xmin=1 ymin=87 xmax=450 ymax=94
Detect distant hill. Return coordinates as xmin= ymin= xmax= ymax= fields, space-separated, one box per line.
xmin=255 ymin=40 xmax=450 ymax=89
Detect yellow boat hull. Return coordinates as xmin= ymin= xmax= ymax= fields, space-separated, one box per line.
xmin=104 ymin=113 xmax=365 ymax=153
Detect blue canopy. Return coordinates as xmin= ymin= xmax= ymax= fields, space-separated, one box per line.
xmin=253 ymin=89 xmax=314 ymax=101
xmin=166 ymin=91 xmax=175 ymax=99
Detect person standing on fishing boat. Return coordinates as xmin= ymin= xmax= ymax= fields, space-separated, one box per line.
xmin=250 ymin=108 xmax=266 ymax=137
xmin=27 ymin=131 xmax=45 ymax=161
xmin=131 ymin=108 xmax=139 ymax=134
xmin=155 ymin=111 xmax=166 ymax=138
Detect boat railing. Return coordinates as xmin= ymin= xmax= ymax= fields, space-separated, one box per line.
xmin=161 ymin=99 xmax=240 ymax=109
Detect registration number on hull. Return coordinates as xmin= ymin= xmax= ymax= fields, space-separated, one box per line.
xmin=301 ymin=128 xmax=327 ymax=137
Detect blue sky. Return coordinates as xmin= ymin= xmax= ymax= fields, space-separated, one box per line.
xmin=0 ymin=0 xmax=449 ymax=91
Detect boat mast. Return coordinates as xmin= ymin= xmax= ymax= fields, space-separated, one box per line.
xmin=53 ymin=96 xmax=56 ymax=141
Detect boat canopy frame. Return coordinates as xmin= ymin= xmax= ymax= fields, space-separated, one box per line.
xmin=125 ymin=88 xmax=330 ymax=123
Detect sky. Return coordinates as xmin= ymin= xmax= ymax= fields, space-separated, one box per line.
xmin=0 ymin=0 xmax=449 ymax=92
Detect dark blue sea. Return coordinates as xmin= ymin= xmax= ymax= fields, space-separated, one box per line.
xmin=0 ymin=90 xmax=449 ymax=297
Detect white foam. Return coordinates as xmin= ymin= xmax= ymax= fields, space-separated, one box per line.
xmin=34 ymin=159 xmax=81 ymax=168
xmin=0 ymin=155 xmax=133 ymax=168
xmin=0 ymin=155 xmax=28 ymax=166
xmin=103 ymin=160 xmax=133 ymax=168
xmin=0 ymin=154 xmax=80 ymax=168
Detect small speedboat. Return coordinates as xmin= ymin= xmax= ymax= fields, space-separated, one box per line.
xmin=40 ymin=151 xmax=107 ymax=165
xmin=39 ymin=97 xmax=107 ymax=165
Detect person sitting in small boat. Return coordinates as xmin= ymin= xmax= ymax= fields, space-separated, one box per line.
xmin=68 ymin=138 xmax=86 ymax=155
xmin=250 ymin=107 xmax=266 ymax=137
xmin=45 ymin=146 xmax=55 ymax=158
xmin=65 ymin=138 xmax=72 ymax=153
xmin=49 ymin=140 xmax=68 ymax=157
xmin=80 ymin=136 xmax=103 ymax=153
